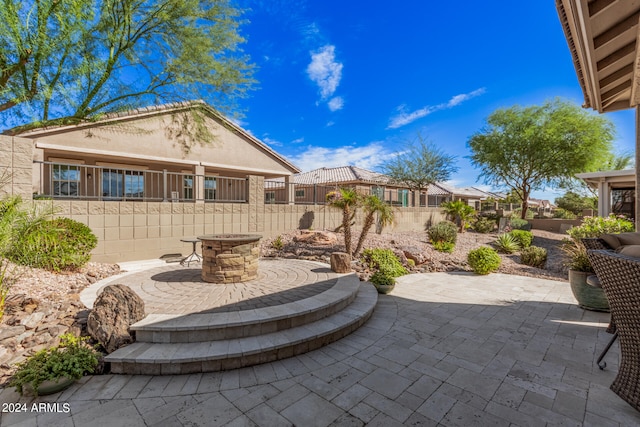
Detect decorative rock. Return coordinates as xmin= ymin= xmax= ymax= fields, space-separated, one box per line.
xmin=330 ymin=252 xmax=352 ymax=273
xmin=21 ymin=312 xmax=45 ymax=329
xmin=0 ymin=325 xmax=26 ymax=341
xmin=87 ymin=284 xmax=146 ymax=354
xmin=401 ymin=246 xmax=427 ymax=265
xmin=294 ymin=230 xmax=338 ymax=245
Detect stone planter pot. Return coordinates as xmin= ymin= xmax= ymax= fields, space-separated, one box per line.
xmin=24 ymin=376 xmax=75 ymax=396
xmin=568 ymin=269 xmax=609 ymax=312
xmin=373 ymin=283 xmax=395 ymax=294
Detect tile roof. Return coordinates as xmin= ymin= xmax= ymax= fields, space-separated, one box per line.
xmin=272 ymin=166 xmax=453 ymax=196
xmin=293 ymin=166 xmax=391 ymax=185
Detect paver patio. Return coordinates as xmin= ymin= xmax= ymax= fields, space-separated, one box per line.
xmin=1 ymin=264 xmax=640 ymax=426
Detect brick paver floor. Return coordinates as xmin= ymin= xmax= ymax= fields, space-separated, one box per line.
xmin=92 ymin=259 xmax=338 ymax=314
xmin=2 ymin=268 xmax=640 ymax=426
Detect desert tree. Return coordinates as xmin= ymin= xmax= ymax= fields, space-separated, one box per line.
xmin=468 ymin=99 xmax=614 ymax=219
xmin=0 ymin=0 xmax=255 ymax=133
xmin=383 ymin=134 xmax=458 ymax=206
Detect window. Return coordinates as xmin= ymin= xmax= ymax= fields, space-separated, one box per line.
xmin=265 ymin=191 xmax=276 ymax=203
xmin=295 ymin=189 xmax=305 ymax=198
xmin=204 ymin=177 xmax=217 ymax=200
xmin=102 ymin=169 xmax=144 ymax=199
xmin=183 ymin=175 xmax=194 ymax=200
xmin=371 ymin=186 xmax=385 ymax=201
xmin=52 ymin=164 xmax=80 ymax=196
xmin=398 ymin=189 xmax=409 ymax=207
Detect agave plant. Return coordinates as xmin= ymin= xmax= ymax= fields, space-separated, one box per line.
xmin=494 ymin=233 xmax=520 ymax=254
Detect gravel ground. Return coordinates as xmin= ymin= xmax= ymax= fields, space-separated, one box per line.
xmin=261 ymin=228 xmax=569 ymax=282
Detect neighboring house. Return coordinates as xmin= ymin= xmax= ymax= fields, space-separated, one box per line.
xmin=577 ymin=169 xmax=635 ymax=218
xmin=10 ymin=100 xmax=300 ymax=202
xmin=264 ymin=166 xmax=452 ymax=207
xmin=435 ymin=183 xmax=493 ymax=209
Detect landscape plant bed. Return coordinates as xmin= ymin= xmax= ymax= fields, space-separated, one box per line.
xmin=261 ymin=229 xmax=567 ymax=282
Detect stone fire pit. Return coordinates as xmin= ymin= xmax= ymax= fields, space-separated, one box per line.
xmin=198 ymin=234 xmax=262 ymax=283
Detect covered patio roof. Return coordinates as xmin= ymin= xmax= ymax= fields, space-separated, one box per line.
xmin=556 ymin=0 xmax=640 ymax=113
xmin=557 ymin=0 xmax=640 ymax=225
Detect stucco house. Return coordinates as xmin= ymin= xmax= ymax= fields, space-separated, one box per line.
xmin=264 ymin=166 xmax=453 ymax=207
xmin=576 ymin=169 xmax=635 ymax=218
xmin=10 ymin=100 xmax=300 ymax=203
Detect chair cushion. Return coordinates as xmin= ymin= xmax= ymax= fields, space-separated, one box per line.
xmin=618 ymin=245 xmax=640 ymax=259
xmin=601 ymin=233 xmax=621 ymax=249
xmin=615 ymin=232 xmax=640 ymax=247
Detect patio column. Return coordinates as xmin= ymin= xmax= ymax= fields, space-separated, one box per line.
xmin=597 ymin=178 xmax=610 ymax=217
xmin=285 ymin=175 xmax=295 ymax=205
xmin=194 ymin=165 xmax=205 ymax=203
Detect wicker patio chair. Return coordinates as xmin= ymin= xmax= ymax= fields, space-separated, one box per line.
xmin=582 ymin=238 xmax=612 ymax=251
xmin=581 ymin=238 xmax=617 ymax=369
xmin=587 ymin=249 xmax=640 ymax=412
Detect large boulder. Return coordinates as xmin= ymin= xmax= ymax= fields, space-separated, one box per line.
xmin=87 ymin=284 xmax=145 ymax=354
xmin=294 ymin=230 xmax=338 ymax=245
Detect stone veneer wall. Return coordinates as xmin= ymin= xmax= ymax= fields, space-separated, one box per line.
xmin=0 ymin=136 xmax=34 ymax=199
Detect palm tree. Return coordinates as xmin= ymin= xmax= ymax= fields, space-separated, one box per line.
xmin=327 ymin=187 xmax=362 ymax=256
xmin=441 ymin=200 xmax=476 ymax=232
xmin=354 ymin=195 xmax=395 ymax=256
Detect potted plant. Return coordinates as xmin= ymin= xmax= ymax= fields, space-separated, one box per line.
xmin=10 ymin=333 xmax=100 ymax=396
xmin=362 ymin=248 xmax=408 ymax=294
xmin=370 ymin=270 xmax=396 ymax=294
xmin=562 ymin=240 xmax=609 ymax=311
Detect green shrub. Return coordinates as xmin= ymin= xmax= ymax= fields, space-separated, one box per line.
xmin=509 ymin=218 xmax=531 ymax=230
xmin=473 ymin=217 xmax=496 ymax=234
xmin=361 ymin=248 xmax=408 ymax=278
xmin=494 ymin=233 xmax=520 ymax=254
xmin=552 ymin=208 xmax=577 ymax=219
xmin=428 ymin=221 xmax=458 ymax=244
xmin=370 ymin=270 xmax=396 ymax=287
xmin=566 ymin=214 xmax=635 ymax=240
xmin=406 ymin=258 xmax=415 ymax=268
xmin=520 ymin=246 xmax=547 ymax=268
xmin=10 ymin=217 xmax=97 ymax=272
xmin=510 ymin=230 xmax=533 ymax=248
xmin=433 ymin=241 xmax=455 ymax=253
xmin=467 ymin=247 xmax=501 ymax=275
xmin=10 ymin=334 xmax=99 ymax=396
xmin=271 ymin=235 xmax=284 ymax=251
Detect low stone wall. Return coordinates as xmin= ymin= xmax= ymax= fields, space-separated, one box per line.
xmin=529 ymin=218 xmax=582 ymax=233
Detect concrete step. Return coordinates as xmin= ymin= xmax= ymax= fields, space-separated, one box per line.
xmin=105 ymin=282 xmax=377 ymax=375
xmin=132 ymin=274 xmax=361 ymax=343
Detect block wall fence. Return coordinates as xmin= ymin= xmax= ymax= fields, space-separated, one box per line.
xmin=0 ymin=135 xmax=446 ymax=263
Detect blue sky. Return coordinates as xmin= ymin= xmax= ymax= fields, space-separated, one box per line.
xmin=234 ymin=1 xmax=636 ymax=202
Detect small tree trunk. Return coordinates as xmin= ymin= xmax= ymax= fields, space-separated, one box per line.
xmin=354 ymin=213 xmax=375 ymax=256
xmin=343 ymin=205 xmax=352 ymax=255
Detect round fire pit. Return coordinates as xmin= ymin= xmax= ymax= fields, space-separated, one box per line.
xmin=198 ymin=234 xmax=262 ymax=283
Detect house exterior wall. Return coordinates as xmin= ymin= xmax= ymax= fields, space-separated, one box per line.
xmin=26 ymin=109 xmax=295 ymax=178
xmin=0 ymin=135 xmax=447 ymax=263
xmin=0 ymin=136 xmax=34 ymax=199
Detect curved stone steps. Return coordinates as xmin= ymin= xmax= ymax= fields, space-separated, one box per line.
xmin=132 ymin=274 xmax=362 ymax=343
xmin=105 ymin=282 xmax=377 ymax=375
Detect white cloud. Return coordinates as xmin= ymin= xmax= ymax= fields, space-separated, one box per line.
xmin=447 ymin=88 xmax=487 ymax=107
xmin=289 ymin=142 xmax=388 ymax=172
xmin=262 ymin=136 xmax=283 ymax=147
xmin=306 ymin=45 xmax=343 ymax=100
xmin=387 ymin=87 xmax=487 ymax=129
xmin=291 ymin=137 xmax=305 ymax=144
xmin=327 ymin=96 xmax=344 ymax=112
xmin=326 ymin=121 xmax=335 ymax=127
